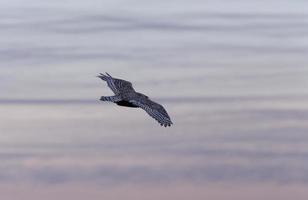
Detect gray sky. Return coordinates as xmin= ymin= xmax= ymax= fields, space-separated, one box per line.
xmin=1 ymin=0 xmax=308 ymax=199
xmin=1 ymin=0 xmax=308 ymax=99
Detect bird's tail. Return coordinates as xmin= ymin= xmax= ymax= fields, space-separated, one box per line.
xmin=100 ymin=96 xmax=113 ymax=101
xmin=100 ymin=95 xmax=121 ymax=102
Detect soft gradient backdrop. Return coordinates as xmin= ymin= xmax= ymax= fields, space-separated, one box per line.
xmin=1 ymin=0 xmax=308 ymax=199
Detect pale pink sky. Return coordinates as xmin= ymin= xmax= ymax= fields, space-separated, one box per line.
xmin=1 ymin=183 xmax=308 ymax=200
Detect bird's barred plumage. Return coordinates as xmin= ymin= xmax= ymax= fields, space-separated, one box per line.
xmin=97 ymin=72 xmax=173 ymax=127
xmin=100 ymin=95 xmax=121 ymax=102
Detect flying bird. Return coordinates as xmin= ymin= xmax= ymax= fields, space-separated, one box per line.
xmin=97 ymin=72 xmax=173 ymax=127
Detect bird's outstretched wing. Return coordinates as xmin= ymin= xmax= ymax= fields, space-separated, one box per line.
xmin=97 ymin=72 xmax=135 ymax=94
xmin=129 ymin=97 xmax=173 ymax=127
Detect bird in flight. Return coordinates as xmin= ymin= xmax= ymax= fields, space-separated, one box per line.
xmin=97 ymin=72 xmax=173 ymax=127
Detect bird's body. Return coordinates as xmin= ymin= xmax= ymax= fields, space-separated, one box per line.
xmin=97 ymin=72 xmax=173 ymax=127
xmin=116 ymin=100 xmax=139 ymax=108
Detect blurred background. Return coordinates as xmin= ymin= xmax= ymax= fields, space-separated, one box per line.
xmin=1 ymin=0 xmax=308 ymax=199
